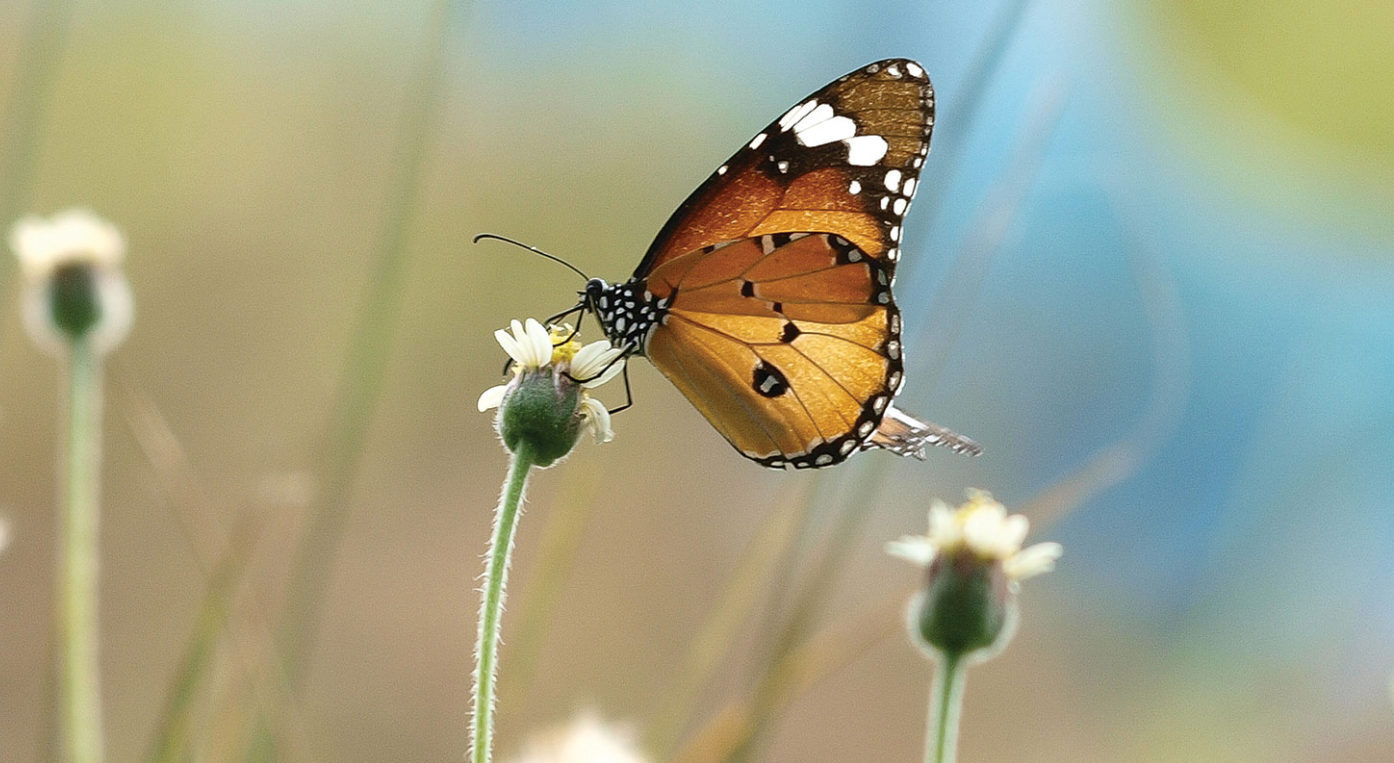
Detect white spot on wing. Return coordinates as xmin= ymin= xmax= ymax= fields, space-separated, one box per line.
xmin=903 ymin=177 xmax=917 ymax=196
xmin=906 ymin=62 xmax=925 ymax=78
xmin=776 ymin=160 xmax=789 ymax=173
xmin=792 ymin=103 xmax=835 ymax=134
xmin=779 ymin=100 xmax=818 ymax=131
xmin=884 ymin=169 xmax=903 ymax=193
xmin=749 ymin=133 xmax=767 ymax=150
xmin=717 ymin=165 xmax=728 ymax=175
xmin=886 ymin=63 xmax=902 ymax=78
xmin=796 ymin=114 xmax=856 ymax=147
xmin=892 ymin=197 xmax=907 ymax=215
xmin=848 ymin=179 xmax=862 ymax=195
xmin=845 ymin=135 xmax=888 ymax=166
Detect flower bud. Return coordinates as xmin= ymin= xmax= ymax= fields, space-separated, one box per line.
xmin=912 ymin=551 xmax=1012 ymax=656
xmin=888 ymin=491 xmax=1061 ymax=660
xmin=497 ymin=367 xmax=584 ymax=467
xmin=9 ymin=209 xmax=132 ymax=356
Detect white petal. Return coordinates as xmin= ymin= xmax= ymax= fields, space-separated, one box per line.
xmin=1000 ymin=514 xmax=1030 ymax=550
xmin=579 ymin=396 xmax=614 ymax=443
xmin=8 ymin=208 xmax=125 ymax=280
xmin=581 ymin=354 xmax=624 ymax=389
xmin=963 ymin=505 xmax=1015 ymax=558
xmin=509 ymin=319 xmax=541 ymax=367
xmin=524 ymin=318 xmax=553 ymax=368
xmin=477 ymin=384 xmax=507 ymax=412
xmin=1004 ymin=542 xmax=1063 ymax=581
xmin=570 ymin=341 xmax=622 ymax=380
xmin=927 ymin=501 xmax=957 ymax=544
xmin=885 ymin=535 xmax=935 ymax=566
xmin=495 ymin=327 xmax=526 ymax=365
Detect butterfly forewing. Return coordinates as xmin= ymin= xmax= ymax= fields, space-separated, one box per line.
xmin=633 ymin=59 xmax=934 ymax=279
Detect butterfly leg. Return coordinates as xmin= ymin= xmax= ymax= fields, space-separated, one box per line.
xmin=563 ymin=342 xmax=636 ymax=415
xmin=543 ymin=302 xmax=586 ymax=340
xmin=606 ymin=362 xmax=634 ymax=415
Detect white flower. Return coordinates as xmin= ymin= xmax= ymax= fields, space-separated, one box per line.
xmin=477 ymin=318 xmax=625 ymax=445
xmin=888 ymin=490 xmax=1061 ymax=583
xmin=7 ymin=209 xmax=133 ymax=356
xmin=508 ymin=713 xmax=648 ymax=763
xmin=8 ymin=208 xmax=125 ymax=281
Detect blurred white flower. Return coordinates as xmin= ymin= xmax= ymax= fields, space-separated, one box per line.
xmin=508 ymin=713 xmax=648 ymax=763
xmin=8 ymin=209 xmax=125 ymax=281
xmin=888 ymin=490 xmax=1062 ymax=583
xmin=7 ymin=208 xmax=133 ymax=356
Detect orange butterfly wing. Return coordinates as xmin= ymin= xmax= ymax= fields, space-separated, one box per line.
xmin=616 ymin=59 xmax=980 ymax=468
xmin=645 ymin=233 xmax=905 ymax=467
xmin=633 ymin=58 xmax=933 ymax=281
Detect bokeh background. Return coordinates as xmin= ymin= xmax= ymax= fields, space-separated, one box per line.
xmin=2 ymin=0 xmax=1393 ymax=760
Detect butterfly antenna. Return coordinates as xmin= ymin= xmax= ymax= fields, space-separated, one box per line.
xmin=472 ymin=233 xmax=590 ymax=281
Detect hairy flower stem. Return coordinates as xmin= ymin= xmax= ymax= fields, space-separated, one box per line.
xmin=472 ymin=441 xmax=535 ymax=763
xmin=926 ymin=650 xmax=965 ymax=763
xmin=60 ymin=337 xmax=103 ymax=763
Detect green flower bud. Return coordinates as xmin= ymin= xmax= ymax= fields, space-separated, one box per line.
xmin=888 ymin=491 xmax=1062 ymax=661
xmin=497 ymin=368 xmax=584 ymax=468
xmin=912 ymin=553 xmax=1012 ymax=656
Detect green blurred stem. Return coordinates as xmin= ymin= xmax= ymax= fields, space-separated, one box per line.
xmin=276 ymin=0 xmax=455 ymax=690
xmin=0 ymin=0 xmax=74 ymax=235
xmin=146 ymin=525 xmax=252 ymax=763
xmin=926 ymin=651 xmax=965 ymax=763
xmin=472 ymin=441 xmax=535 ymax=763
xmin=60 ymin=338 xmax=104 ymax=763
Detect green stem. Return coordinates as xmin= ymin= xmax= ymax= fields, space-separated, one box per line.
xmin=60 ymin=338 xmax=103 ymax=763
xmin=0 ymin=0 xmax=74 ymax=235
xmin=472 ymin=442 xmax=535 ymax=763
xmin=926 ymin=651 xmax=966 ymax=763
xmin=276 ymin=0 xmax=456 ymax=691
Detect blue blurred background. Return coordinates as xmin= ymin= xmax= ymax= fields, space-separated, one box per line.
xmin=2 ymin=0 xmax=1392 ymax=760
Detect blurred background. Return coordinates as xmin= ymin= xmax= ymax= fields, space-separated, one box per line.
xmin=2 ymin=0 xmax=1392 ymax=760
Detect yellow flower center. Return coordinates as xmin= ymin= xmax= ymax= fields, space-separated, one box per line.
xmin=549 ymin=324 xmax=581 ymax=365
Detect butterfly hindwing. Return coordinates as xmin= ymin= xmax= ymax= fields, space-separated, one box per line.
xmin=633 ymin=59 xmax=934 ymax=280
xmin=644 ymin=234 xmax=902 ymax=468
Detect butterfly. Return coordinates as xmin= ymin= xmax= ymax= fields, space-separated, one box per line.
xmin=544 ymin=59 xmax=981 ymax=469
